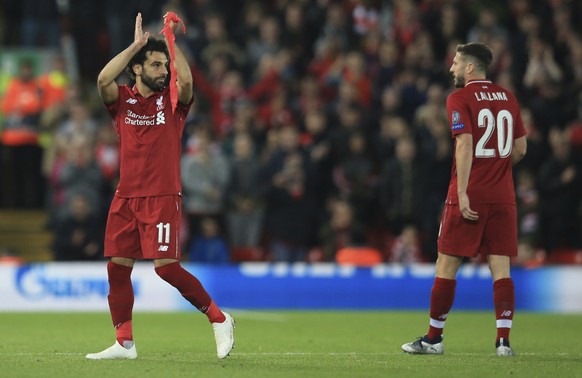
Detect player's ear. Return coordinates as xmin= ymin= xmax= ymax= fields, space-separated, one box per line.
xmin=132 ymin=63 xmax=142 ymax=76
xmin=465 ymin=61 xmax=474 ymax=75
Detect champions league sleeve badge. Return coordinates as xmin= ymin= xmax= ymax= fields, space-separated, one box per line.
xmin=451 ymin=111 xmax=464 ymax=130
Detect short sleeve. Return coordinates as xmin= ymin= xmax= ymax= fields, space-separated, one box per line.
xmin=104 ymin=85 xmax=124 ymax=118
xmin=177 ymin=94 xmax=195 ymax=118
xmin=446 ymin=93 xmax=472 ymax=137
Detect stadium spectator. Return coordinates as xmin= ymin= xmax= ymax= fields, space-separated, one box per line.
xmin=328 ymin=104 xmax=367 ymax=164
xmin=332 ymin=131 xmax=377 ymax=227
xmin=318 ymin=198 xmax=366 ymax=261
xmin=280 ymin=0 xmax=317 ymax=74
xmin=246 ymin=16 xmax=281 ymax=72
xmin=189 ymin=217 xmax=230 ymax=264
xmin=514 ymin=107 xmax=549 ymax=174
xmin=196 ymin=11 xmax=245 ymax=70
xmin=414 ymin=83 xmax=448 ymax=129
xmin=466 ymin=7 xmax=508 ymax=45
xmin=416 ymin=117 xmax=452 ymax=259
xmin=314 ymin=2 xmax=353 ymax=54
xmin=515 ymin=169 xmax=540 ymax=249
xmin=256 ymin=86 xmax=294 ymax=130
xmin=378 ymin=136 xmax=426 ymax=235
xmin=301 ymin=108 xmax=333 ymax=201
xmin=429 ymin=3 xmax=470 ymax=62
xmin=537 ymin=128 xmax=582 ymax=253
xmin=402 ymin=43 xmax=527 ymax=357
xmin=352 ymin=0 xmax=379 ymax=36
xmin=94 ymin=121 xmax=121 ymax=218
xmin=0 ymin=58 xmax=45 ymax=208
xmin=55 ymin=101 xmax=99 ymax=143
xmin=57 ymin=136 xmax=103 ymax=218
xmin=181 ymin=126 xmax=230 ymax=250
xmin=263 ymin=126 xmax=320 ymax=262
xmin=46 ymin=133 xmax=71 ymax=226
xmin=388 ymin=224 xmax=423 ymax=264
xmin=224 ymin=132 xmax=266 ymax=248
xmin=373 ymin=114 xmax=408 ymax=163
xmin=220 ymin=103 xmax=259 ymax=158
xmin=371 ymin=39 xmax=400 ymax=93
xmin=37 ymin=55 xmax=70 ymax=112
xmin=52 ymin=193 xmax=103 ymax=261
xmin=389 ymin=0 xmax=422 ymax=51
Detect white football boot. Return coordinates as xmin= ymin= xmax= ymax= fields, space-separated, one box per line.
xmin=402 ymin=336 xmax=444 ymax=354
xmin=496 ymin=338 xmax=515 ymax=356
xmin=86 ymin=341 xmax=137 ymax=360
xmin=212 ymin=312 xmax=235 ymax=359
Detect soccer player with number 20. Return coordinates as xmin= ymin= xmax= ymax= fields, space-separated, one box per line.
xmin=402 ymin=42 xmax=527 ymax=356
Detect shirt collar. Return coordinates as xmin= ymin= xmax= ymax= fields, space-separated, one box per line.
xmin=465 ymin=79 xmax=492 ymax=87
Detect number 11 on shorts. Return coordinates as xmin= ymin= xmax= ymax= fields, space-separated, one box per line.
xmin=156 ymin=222 xmax=170 ymax=244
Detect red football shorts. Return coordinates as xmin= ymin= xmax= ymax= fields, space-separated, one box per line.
xmin=104 ymin=195 xmax=182 ymax=260
xmin=437 ymin=203 xmax=518 ymax=257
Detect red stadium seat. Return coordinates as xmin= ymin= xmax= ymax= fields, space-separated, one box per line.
xmin=545 ymin=249 xmax=582 ymax=265
xmin=230 ymin=246 xmax=264 ymax=262
xmin=0 ymin=255 xmax=24 ymax=266
xmin=335 ymin=246 xmax=383 ymax=267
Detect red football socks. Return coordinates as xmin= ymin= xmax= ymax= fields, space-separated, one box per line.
xmin=426 ymin=277 xmax=457 ymax=340
xmin=107 ymin=261 xmax=134 ymax=346
xmin=155 ymin=262 xmax=226 ymax=323
xmin=493 ymin=278 xmax=515 ymax=342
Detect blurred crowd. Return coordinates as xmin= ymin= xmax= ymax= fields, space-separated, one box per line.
xmin=1 ymin=0 xmax=581 ymax=265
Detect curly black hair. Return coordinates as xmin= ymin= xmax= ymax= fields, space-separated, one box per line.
xmin=125 ymin=38 xmax=169 ymax=80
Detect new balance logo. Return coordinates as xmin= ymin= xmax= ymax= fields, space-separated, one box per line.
xmin=126 ymin=98 xmax=137 ymax=104
xmin=158 ymin=245 xmax=169 ymax=252
xmin=156 ymin=111 xmax=165 ymax=125
xmin=438 ymin=314 xmax=448 ymax=320
xmin=501 ymin=310 xmax=512 ymax=317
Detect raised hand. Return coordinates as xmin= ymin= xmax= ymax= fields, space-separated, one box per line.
xmin=134 ymin=13 xmax=150 ymax=47
xmin=163 ymin=12 xmax=185 ymax=34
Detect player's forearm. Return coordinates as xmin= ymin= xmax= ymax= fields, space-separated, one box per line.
xmin=511 ymin=151 xmax=525 ymax=166
xmin=97 ymin=43 xmax=143 ymax=88
xmin=511 ymin=136 xmax=527 ymax=166
xmin=170 ymin=43 xmax=192 ymax=85
xmin=167 ymin=42 xmax=193 ymax=102
xmin=455 ymin=139 xmax=473 ymax=195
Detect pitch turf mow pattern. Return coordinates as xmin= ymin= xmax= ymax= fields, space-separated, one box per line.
xmin=1 ymin=312 xmax=580 ymax=378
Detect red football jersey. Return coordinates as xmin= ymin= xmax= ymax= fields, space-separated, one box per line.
xmin=445 ymin=79 xmax=527 ymax=204
xmin=105 ymin=85 xmax=192 ymax=197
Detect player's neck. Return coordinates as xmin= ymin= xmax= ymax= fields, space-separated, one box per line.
xmin=465 ymin=74 xmax=488 ymax=85
xmin=135 ymin=81 xmax=158 ymax=98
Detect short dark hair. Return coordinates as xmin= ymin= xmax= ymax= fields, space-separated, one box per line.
xmin=456 ymin=43 xmax=493 ymax=72
xmin=126 ymin=38 xmax=169 ymax=80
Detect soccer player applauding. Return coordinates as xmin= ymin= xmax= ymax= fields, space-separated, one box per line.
xmin=86 ymin=12 xmax=234 ymax=360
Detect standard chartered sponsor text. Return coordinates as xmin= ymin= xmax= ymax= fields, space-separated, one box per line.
xmin=126 ymin=109 xmax=156 ymax=126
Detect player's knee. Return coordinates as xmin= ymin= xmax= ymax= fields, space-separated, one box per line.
xmin=154 ymin=260 xmax=181 ymax=281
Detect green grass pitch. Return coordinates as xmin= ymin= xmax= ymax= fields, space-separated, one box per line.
xmin=0 ymin=311 xmax=580 ymax=377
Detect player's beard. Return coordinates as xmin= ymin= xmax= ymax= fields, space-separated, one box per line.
xmin=453 ymin=73 xmax=465 ymax=88
xmin=141 ymin=72 xmax=167 ymax=92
